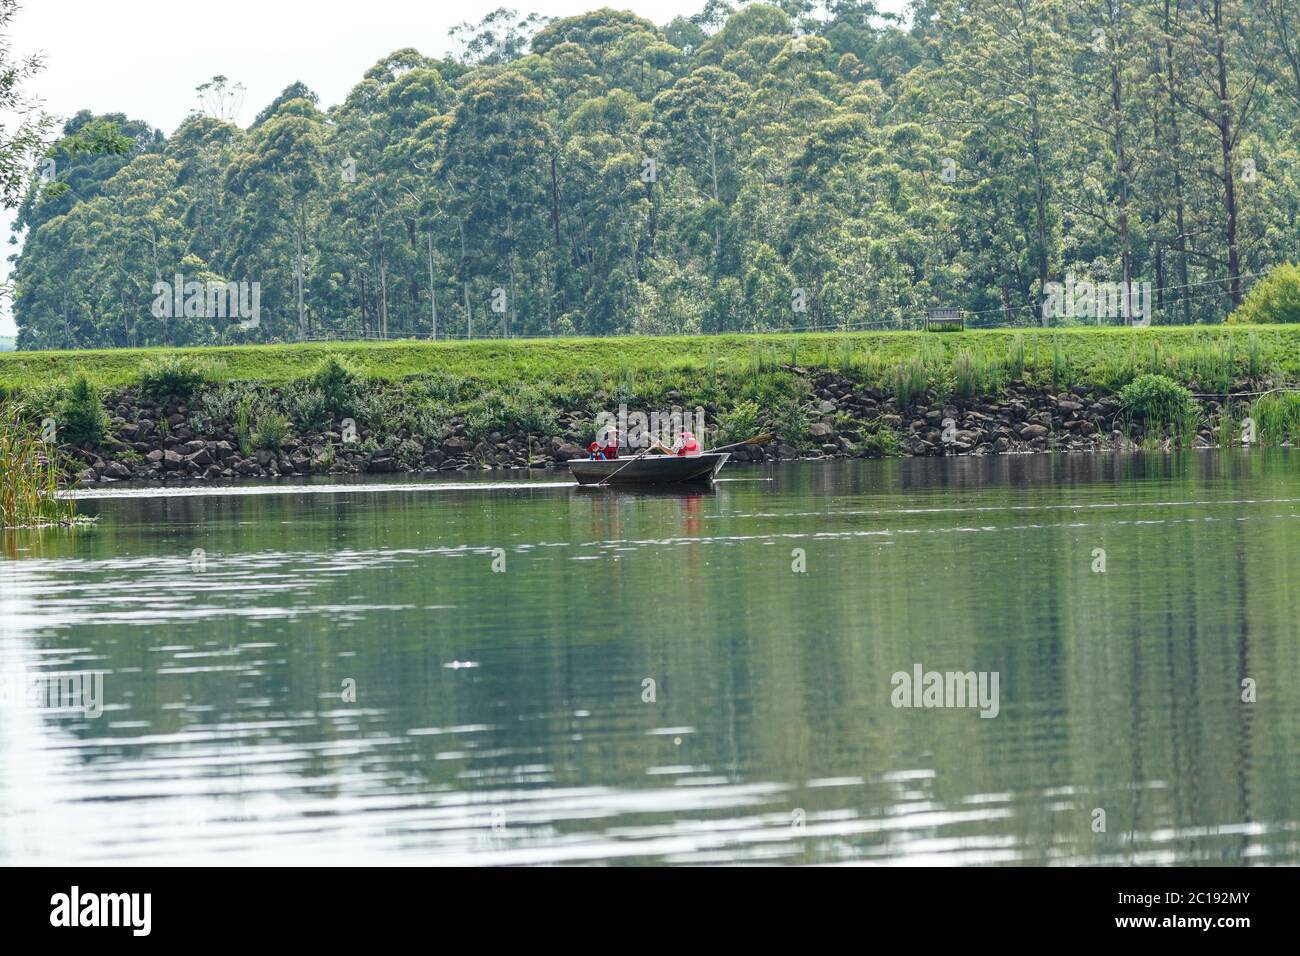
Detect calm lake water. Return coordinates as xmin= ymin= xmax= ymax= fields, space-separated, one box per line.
xmin=2 ymin=453 xmax=1298 ymax=865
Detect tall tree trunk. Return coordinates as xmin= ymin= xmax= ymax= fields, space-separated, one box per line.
xmin=550 ymin=154 xmax=561 ymax=247
xmin=1163 ymin=0 xmax=1192 ymax=324
xmin=293 ymin=213 xmax=302 ymax=343
xmin=709 ymin=131 xmax=722 ymax=274
xmin=374 ymin=208 xmax=389 ymax=339
xmin=1212 ymin=0 xmax=1243 ymax=307
xmin=464 ymin=281 xmax=472 ymax=338
xmin=428 ymin=233 xmax=437 ymax=340
xmin=1019 ymin=2 xmax=1050 ymax=324
xmin=1107 ymin=28 xmax=1133 ymax=324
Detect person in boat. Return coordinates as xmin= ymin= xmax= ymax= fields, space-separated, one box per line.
xmin=673 ymin=431 xmax=701 ymax=456
xmin=586 ymin=440 xmax=606 ymax=460
xmin=643 ymin=431 xmax=702 ymax=456
xmin=595 ymin=426 xmax=619 ymax=460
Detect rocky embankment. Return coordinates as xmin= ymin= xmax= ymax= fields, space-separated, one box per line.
xmin=70 ymin=371 xmax=1225 ymax=485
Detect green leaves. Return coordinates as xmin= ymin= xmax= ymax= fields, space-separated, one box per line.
xmin=1228 ymin=264 xmax=1300 ymax=325
xmin=138 ymin=355 xmax=210 ymax=402
xmin=58 ymin=374 xmax=107 ymax=447
xmin=9 ymin=0 xmax=1300 ymax=351
xmin=1118 ymin=374 xmax=1196 ymax=427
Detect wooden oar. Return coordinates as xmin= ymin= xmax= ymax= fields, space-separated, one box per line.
xmin=593 ymin=443 xmax=658 ymax=486
xmin=706 ymin=432 xmax=776 ymax=453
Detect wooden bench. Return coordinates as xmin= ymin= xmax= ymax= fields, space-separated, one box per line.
xmin=924 ymin=308 xmax=965 ymax=332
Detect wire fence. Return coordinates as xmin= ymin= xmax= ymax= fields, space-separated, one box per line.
xmin=300 ymin=273 xmax=1262 ymax=344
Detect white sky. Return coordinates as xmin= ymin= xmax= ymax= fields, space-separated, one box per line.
xmin=1 ymin=0 xmax=909 ymax=336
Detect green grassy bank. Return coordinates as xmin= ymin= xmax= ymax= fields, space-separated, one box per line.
xmin=5 ymin=326 xmax=1300 ymax=489
xmin=2 ymin=326 xmax=1300 ymax=396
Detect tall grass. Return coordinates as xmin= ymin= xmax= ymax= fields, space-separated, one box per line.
xmin=1051 ymin=338 xmax=1074 ymax=390
xmin=891 ymin=356 xmax=930 ymax=409
xmin=836 ymin=336 xmax=855 ymax=374
xmin=236 ymin=393 xmax=256 ymax=456
xmin=0 ymin=406 xmax=80 ymax=528
xmin=952 ymin=348 xmax=1001 ymax=399
xmin=1219 ymin=399 xmax=1237 ymax=448
xmin=952 ymin=349 xmax=976 ymax=398
xmin=1249 ymin=391 xmax=1300 ymax=445
xmin=1118 ymin=374 xmax=1199 ymax=446
xmin=1247 ymin=332 xmax=1265 ymax=381
xmin=1005 ymin=334 xmax=1026 ymax=381
xmin=1173 ymin=337 xmax=1236 ymax=393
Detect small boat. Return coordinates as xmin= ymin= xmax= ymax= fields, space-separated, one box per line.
xmin=568 ymin=452 xmax=730 ymax=486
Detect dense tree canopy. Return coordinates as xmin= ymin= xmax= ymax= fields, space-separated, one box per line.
xmin=11 ymin=1 xmax=1300 ymax=349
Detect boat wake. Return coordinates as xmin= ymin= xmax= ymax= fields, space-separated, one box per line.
xmin=64 ymin=479 xmax=577 ymax=500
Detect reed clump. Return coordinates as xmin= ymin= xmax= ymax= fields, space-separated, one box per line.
xmin=891 ymin=355 xmax=929 ymax=409
xmin=1249 ymin=391 xmax=1300 ymax=445
xmin=0 ymin=406 xmax=82 ymax=528
xmin=1118 ymin=373 xmax=1199 ymax=446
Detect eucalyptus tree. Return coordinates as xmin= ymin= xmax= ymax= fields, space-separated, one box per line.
xmin=438 ymin=68 xmax=554 ymax=337
xmin=166 ymin=115 xmax=244 ymax=288
xmin=1257 ymin=0 xmax=1300 ymax=111
xmin=9 ymin=0 xmax=1300 ymax=347
xmin=224 ymin=91 xmax=327 ymax=340
xmin=558 ymin=88 xmax=655 ymax=333
xmin=919 ymin=0 xmax=1069 ymax=322
xmin=450 ymin=8 xmax=551 ymax=66
xmin=326 ymin=52 xmax=453 ymax=338
xmin=1165 ymin=0 xmax=1264 ymax=308
xmin=652 ymin=66 xmax=750 ymax=285
xmin=14 ymin=211 xmax=95 ymax=349
xmin=1055 ymin=0 xmax=1150 ymax=323
xmin=14 ymin=112 xmax=156 ymax=237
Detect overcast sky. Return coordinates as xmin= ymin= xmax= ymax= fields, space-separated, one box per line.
xmin=1 ymin=0 xmax=909 ymax=336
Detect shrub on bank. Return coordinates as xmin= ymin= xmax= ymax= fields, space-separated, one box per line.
xmin=766 ymin=395 xmax=811 ymax=447
xmin=252 ymin=411 xmax=292 ymax=451
xmin=463 ymin=389 xmax=558 ymax=441
xmin=1228 ymin=264 xmax=1300 ymax=325
xmin=138 ymin=355 xmax=209 ymax=402
xmin=59 ymin=374 xmax=107 ymax=447
xmin=858 ymin=422 xmax=902 ymax=457
xmin=717 ymin=400 xmax=760 ymax=446
xmin=282 ymin=384 xmax=332 ymax=432
xmin=306 ymin=356 xmax=361 ymax=419
xmin=1118 ymin=374 xmax=1197 ymax=437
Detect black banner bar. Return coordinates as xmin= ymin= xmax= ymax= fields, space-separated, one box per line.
xmin=3 ymin=866 xmax=1283 ymax=941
